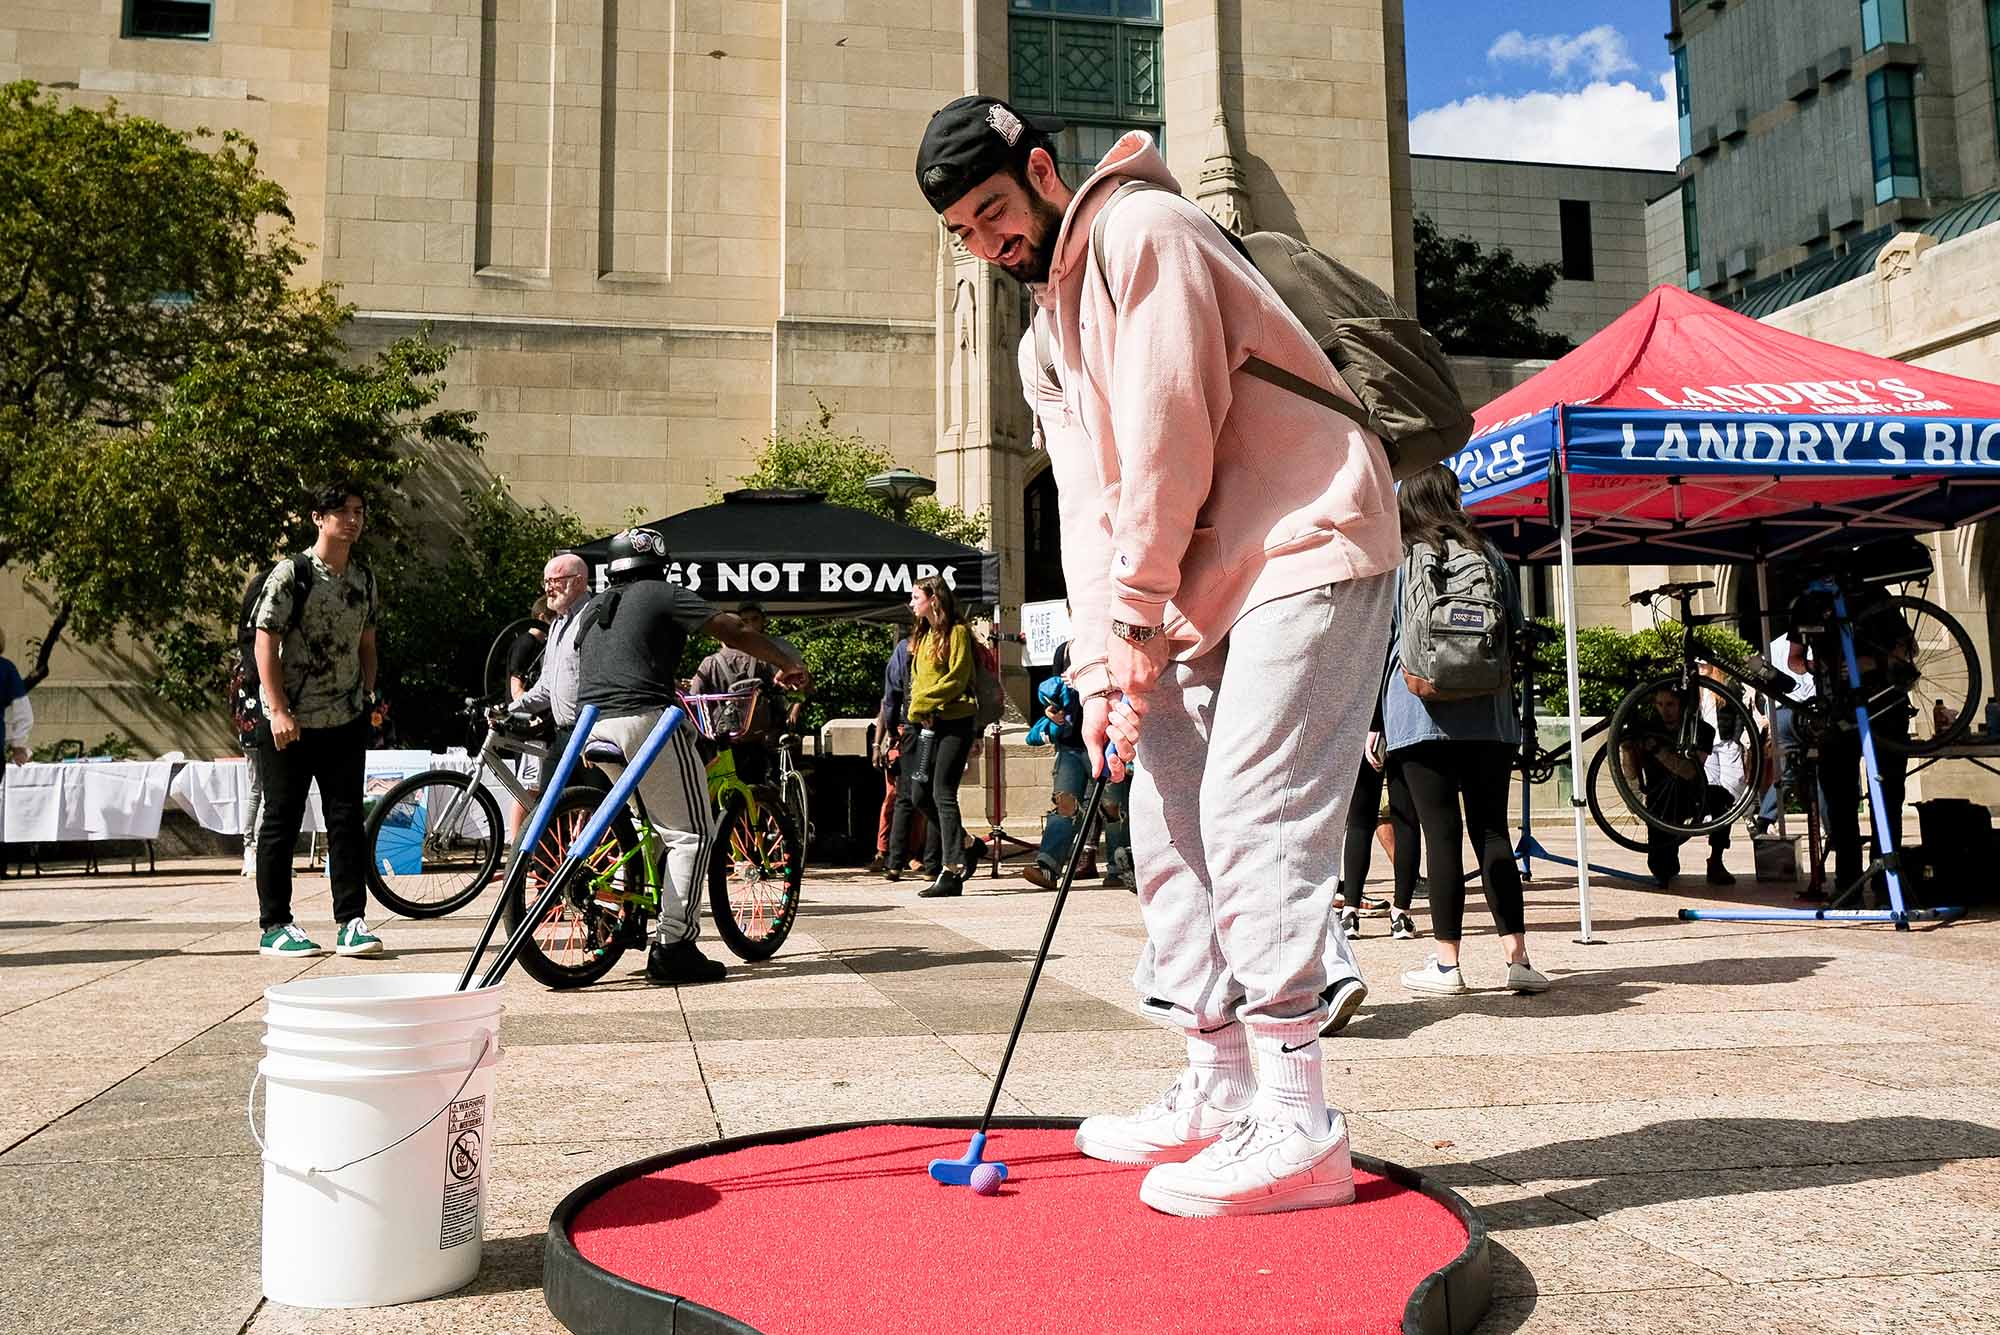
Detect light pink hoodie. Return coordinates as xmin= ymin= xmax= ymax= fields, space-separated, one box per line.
xmin=1021 ymin=133 xmax=1400 ymax=698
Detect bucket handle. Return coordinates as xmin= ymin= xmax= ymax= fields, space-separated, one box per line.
xmin=247 ymin=1033 xmax=494 ymax=1179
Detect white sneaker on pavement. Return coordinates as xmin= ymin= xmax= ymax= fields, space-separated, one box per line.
xmin=1506 ymin=961 xmax=1551 ymax=993
xmin=1401 ymin=956 xmax=1469 ymax=994
xmin=1338 ymin=906 xmax=1360 ymax=939
xmin=1074 ymin=1072 xmax=1247 ymax=1165
xmin=1138 ymin=1111 xmax=1356 ymax=1217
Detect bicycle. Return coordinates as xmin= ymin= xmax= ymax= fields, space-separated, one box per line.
xmin=1602 ymin=563 xmax=1978 ymax=847
xmin=775 ymin=730 xmax=811 ymax=853
xmin=1513 ymin=622 xmax=1692 ymax=856
xmin=498 ymin=684 xmax=805 ymax=989
xmin=360 ymin=698 xmax=545 ymax=918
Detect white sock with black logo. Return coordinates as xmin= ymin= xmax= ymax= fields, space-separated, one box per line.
xmin=1250 ymin=1021 xmax=1330 ymax=1135
xmin=1186 ymin=1022 xmax=1255 ymax=1110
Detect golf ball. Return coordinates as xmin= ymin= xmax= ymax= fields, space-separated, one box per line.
xmin=970 ymin=1163 xmax=1004 ymax=1195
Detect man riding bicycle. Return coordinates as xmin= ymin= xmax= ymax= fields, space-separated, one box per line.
xmin=574 ymin=531 xmax=810 ymax=984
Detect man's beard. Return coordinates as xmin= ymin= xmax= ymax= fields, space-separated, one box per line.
xmin=999 ymin=193 xmax=1066 ymax=286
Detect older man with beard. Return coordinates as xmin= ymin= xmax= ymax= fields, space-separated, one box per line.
xmin=914 ymin=98 xmax=1399 ymax=1217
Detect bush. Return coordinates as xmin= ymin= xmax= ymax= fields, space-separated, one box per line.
xmin=1528 ymin=616 xmax=1753 ymax=716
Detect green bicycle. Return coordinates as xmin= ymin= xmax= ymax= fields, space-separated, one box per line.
xmin=498 ymin=686 xmax=805 ymax=989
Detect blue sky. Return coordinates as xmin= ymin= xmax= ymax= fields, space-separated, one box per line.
xmin=1402 ymin=1 xmax=1680 ymax=169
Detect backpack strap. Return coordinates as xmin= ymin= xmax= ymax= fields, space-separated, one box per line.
xmin=1032 ymin=316 xmax=1059 ymax=395
xmin=1085 ymin=180 xmax=1372 ymax=436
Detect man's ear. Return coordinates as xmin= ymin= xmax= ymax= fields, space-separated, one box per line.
xmin=1026 ymin=146 xmax=1061 ymax=199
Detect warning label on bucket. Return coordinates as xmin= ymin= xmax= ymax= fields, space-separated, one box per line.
xmin=440 ymin=1095 xmax=485 ymax=1250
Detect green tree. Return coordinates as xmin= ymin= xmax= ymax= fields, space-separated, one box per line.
xmin=370 ymin=480 xmax=590 ymax=749
xmin=0 ymin=82 xmax=480 ymax=697
xmin=1413 ymin=213 xmax=1574 ymax=359
xmin=708 ymin=402 xmax=990 ymax=731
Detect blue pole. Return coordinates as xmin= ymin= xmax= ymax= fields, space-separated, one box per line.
xmin=478 ymin=706 xmax=687 ymax=989
xmin=1832 ymin=589 xmax=1910 ymax=923
xmin=456 ymin=703 xmax=600 ymax=991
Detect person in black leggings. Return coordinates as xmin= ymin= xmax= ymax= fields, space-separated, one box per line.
xmin=1378 ymin=465 xmax=1549 ymax=995
xmin=1337 ymin=730 xmax=1421 ymax=940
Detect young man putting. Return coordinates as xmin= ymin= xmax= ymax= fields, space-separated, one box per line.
xmin=916 ymin=99 xmax=1398 ymax=1215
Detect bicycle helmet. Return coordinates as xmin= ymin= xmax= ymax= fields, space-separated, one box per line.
xmin=606 ymin=527 xmax=669 ymax=581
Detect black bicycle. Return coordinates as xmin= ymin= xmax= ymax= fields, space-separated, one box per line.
xmin=1603 ymin=564 xmax=1978 ymax=845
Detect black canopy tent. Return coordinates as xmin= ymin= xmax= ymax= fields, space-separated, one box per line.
xmin=571 ymin=489 xmax=1002 ymax=619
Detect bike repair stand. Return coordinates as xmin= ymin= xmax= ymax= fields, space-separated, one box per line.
xmin=980 ymin=721 xmax=1039 ymax=878
xmin=1512 ymin=730 xmax=1654 ymax=888
xmin=1679 ymin=588 xmax=1965 ymax=932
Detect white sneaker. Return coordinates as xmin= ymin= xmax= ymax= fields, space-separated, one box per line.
xmin=1338 ymin=906 xmax=1360 ymax=939
xmin=1389 ymin=910 xmax=1418 ymax=940
xmin=1402 ymin=956 xmax=1469 ymax=994
xmin=1321 ymin=976 xmax=1368 ymax=1036
xmin=1074 ymin=1073 xmax=1246 ymax=1165
xmin=1506 ymin=961 xmax=1551 ymax=993
xmin=1138 ymin=1112 xmax=1356 ymax=1217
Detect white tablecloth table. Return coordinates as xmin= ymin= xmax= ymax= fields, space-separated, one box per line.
xmin=0 ymin=760 xmax=177 ymax=843
xmin=167 ymin=750 xmax=485 ymax=838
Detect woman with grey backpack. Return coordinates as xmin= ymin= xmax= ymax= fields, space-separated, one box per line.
xmin=1381 ymin=465 xmax=1549 ymax=995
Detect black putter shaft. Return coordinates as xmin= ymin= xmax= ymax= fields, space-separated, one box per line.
xmin=975 ymin=768 xmax=1111 ymax=1133
xmin=478 ymin=859 xmax=585 ymax=990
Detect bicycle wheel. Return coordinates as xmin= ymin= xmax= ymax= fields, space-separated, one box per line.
xmin=1845 ymin=594 xmax=1980 ymax=756
xmin=707 ymin=791 xmax=803 ymax=962
xmin=1605 ymin=675 xmax=1762 ymax=840
xmin=784 ymin=768 xmax=811 ymax=852
xmin=1582 ymin=744 xmax=1649 ymax=854
xmin=502 ymin=789 xmax=639 ymax=989
xmin=363 ymin=770 xmax=503 ymax=918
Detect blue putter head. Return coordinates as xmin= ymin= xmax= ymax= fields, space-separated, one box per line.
xmin=928 ymin=1131 xmax=1008 ymax=1186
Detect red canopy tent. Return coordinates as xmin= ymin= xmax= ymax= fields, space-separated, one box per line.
xmin=1451 ymin=285 xmax=2000 ymax=936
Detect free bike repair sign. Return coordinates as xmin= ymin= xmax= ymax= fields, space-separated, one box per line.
xmin=440 ymin=1094 xmax=485 ymax=1250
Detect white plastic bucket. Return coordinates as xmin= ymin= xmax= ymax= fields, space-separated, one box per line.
xmin=254 ymin=973 xmax=505 ymax=1309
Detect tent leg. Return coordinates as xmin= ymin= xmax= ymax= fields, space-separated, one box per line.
xmin=1556 ymin=463 xmax=1596 ymax=945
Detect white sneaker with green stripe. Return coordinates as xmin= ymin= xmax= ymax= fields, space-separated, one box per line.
xmin=336 ymin=918 xmax=384 ymax=957
xmin=259 ymin=923 xmax=326 ymax=958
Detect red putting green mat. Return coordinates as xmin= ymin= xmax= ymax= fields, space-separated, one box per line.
xmin=563 ymin=1123 xmax=1476 ymax=1335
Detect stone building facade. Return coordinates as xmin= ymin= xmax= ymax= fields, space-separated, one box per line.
xmin=1411 ymin=154 xmax=1675 ymax=349
xmin=2 ymin=0 xmax=1413 ymax=754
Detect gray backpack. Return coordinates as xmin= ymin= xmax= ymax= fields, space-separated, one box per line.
xmin=1041 ymin=179 xmax=1474 ymax=481
xmin=1399 ymin=539 xmax=1511 ymax=701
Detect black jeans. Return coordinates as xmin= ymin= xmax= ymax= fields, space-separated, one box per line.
xmin=1818 ymin=712 xmax=1908 ymax=896
xmin=1343 ymin=758 xmax=1419 ymax=910
xmin=1389 ymin=740 xmax=1524 ymax=942
xmin=887 ymin=716 xmax=976 ymax=877
xmin=255 ymin=715 xmax=369 ymax=931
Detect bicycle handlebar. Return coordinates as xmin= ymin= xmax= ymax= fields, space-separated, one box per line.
xmin=1629 ymin=580 xmax=1715 ymax=606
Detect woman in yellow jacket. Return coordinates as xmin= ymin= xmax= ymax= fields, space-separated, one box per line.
xmin=887 ymin=576 xmax=978 ymax=898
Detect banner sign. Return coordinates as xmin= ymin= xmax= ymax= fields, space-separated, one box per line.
xmin=1453 ymin=410 xmax=1559 ymax=508
xmin=1563 ymin=408 xmax=2000 ymax=474
xmin=589 ymin=555 xmax=993 ymax=602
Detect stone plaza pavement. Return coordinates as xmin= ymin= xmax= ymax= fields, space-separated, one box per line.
xmin=2 ymin=844 xmax=1997 ymax=1335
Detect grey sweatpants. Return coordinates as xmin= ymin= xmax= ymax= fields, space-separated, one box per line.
xmin=588 ymin=708 xmax=717 ymax=946
xmin=1130 ymin=575 xmax=1393 ymax=1033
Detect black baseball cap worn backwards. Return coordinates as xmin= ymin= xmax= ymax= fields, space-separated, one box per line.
xmin=916 ymin=96 xmax=1066 ymax=214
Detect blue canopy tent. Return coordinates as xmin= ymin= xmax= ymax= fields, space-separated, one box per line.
xmin=1456 ymin=286 xmax=2000 ymax=934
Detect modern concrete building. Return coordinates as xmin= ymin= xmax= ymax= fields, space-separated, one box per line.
xmin=1662 ymin=0 xmax=2000 ymax=311
xmin=2 ymin=0 xmax=1414 ymax=753
xmin=1411 ymin=154 xmax=1675 ymax=349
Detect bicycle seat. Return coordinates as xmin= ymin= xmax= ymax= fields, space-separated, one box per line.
xmin=583 ymin=738 xmax=628 ymax=767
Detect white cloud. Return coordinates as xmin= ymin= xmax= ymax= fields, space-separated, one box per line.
xmin=1409 ymin=71 xmax=1679 ymax=170
xmin=1487 ymin=25 xmax=1638 ymax=81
